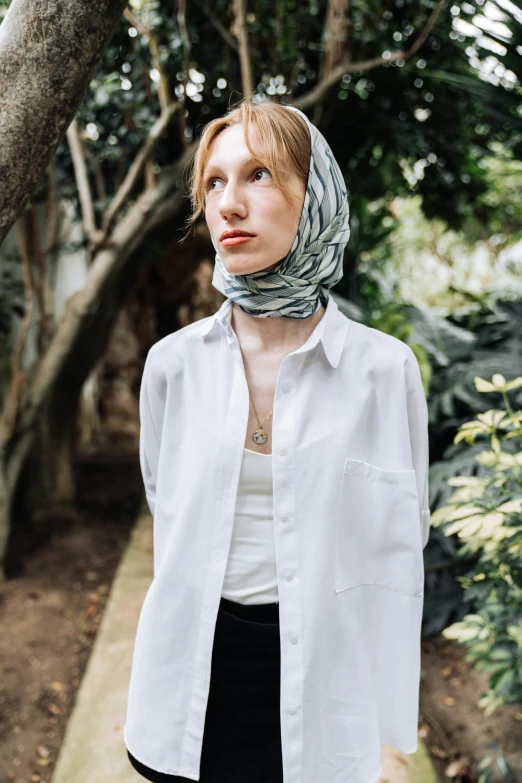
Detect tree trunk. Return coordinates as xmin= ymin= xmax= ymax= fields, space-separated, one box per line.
xmin=7 ymin=409 xmax=77 ymax=578
xmin=0 ymin=147 xmax=197 ymax=580
xmin=0 ymin=0 xmax=130 ymax=246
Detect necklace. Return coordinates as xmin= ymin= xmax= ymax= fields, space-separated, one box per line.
xmin=247 ymin=386 xmax=273 ymax=445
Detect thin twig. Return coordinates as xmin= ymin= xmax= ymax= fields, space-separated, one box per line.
xmin=175 ymin=0 xmax=190 ymax=148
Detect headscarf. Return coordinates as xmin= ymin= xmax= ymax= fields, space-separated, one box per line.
xmin=209 ymin=105 xmax=351 ymax=319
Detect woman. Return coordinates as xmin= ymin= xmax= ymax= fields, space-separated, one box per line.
xmin=124 ymin=97 xmax=430 ymax=783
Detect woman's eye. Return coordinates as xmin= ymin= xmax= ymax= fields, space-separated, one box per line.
xmin=206 ymin=168 xmax=271 ymax=192
xmin=253 ymin=168 xmax=271 ymax=181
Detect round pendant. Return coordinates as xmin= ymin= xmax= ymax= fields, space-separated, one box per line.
xmin=253 ymin=428 xmax=268 ymax=445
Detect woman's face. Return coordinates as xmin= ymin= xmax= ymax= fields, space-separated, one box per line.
xmin=203 ymin=123 xmax=306 ymax=275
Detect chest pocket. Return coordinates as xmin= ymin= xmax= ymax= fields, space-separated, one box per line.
xmin=334 ymin=457 xmax=424 ymax=597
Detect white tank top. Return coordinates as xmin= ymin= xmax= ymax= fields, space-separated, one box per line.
xmin=221 ymin=447 xmax=278 ymax=605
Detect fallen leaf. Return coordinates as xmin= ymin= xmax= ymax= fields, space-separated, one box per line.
xmin=444 ymin=757 xmax=471 ymax=778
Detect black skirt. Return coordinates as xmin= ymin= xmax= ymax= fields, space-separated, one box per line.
xmin=127 ymin=595 xmax=283 ymax=783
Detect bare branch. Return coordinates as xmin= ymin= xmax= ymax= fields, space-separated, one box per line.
xmin=323 ymin=0 xmax=351 ymax=75
xmin=66 ymin=118 xmax=101 ymax=245
xmin=149 ymin=33 xmax=172 ymax=110
xmin=123 ymin=7 xmax=143 ymax=32
xmin=99 ymin=103 xmax=179 ymax=246
xmin=192 ymin=0 xmax=238 ymax=52
xmin=404 ymin=0 xmax=446 ymax=58
xmin=28 ymin=204 xmax=51 ymax=354
xmin=175 ymin=0 xmax=190 ymax=147
xmin=42 ymin=162 xmax=60 ymax=257
xmin=233 ymin=0 xmax=254 ymax=98
xmin=11 ymin=140 xmax=199 ymax=449
xmin=123 ymin=8 xmax=171 ymax=109
xmin=177 ymin=0 xmax=191 ymax=68
xmin=84 ymin=146 xmax=107 ymax=207
xmin=289 ymin=0 xmax=445 ymax=110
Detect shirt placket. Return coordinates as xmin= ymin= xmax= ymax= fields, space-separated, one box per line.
xmin=271 ymin=353 xmax=304 ymax=783
xmin=186 ymin=325 xmax=251 ymax=775
xmin=194 ymin=317 xmax=306 ymax=783
xmin=229 ymin=319 xmax=304 ymax=783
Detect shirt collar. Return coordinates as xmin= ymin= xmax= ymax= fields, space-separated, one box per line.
xmin=197 ymin=293 xmax=351 ymax=369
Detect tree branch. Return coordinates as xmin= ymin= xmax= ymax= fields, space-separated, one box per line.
xmin=66 ymin=118 xmax=100 ymax=246
xmin=123 ymin=8 xmax=171 ymax=110
xmin=8 ymin=140 xmax=199 ymax=453
xmin=289 ymin=0 xmax=445 ymax=110
xmin=84 ymin=146 xmax=107 ymax=207
xmin=42 ymin=162 xmax=60 ymax=257
xmin=0 ymin=0 xmax=130 ymax=247
xmin=123 ymin=6 xmax=142 ymax=31
xmin=233 ymin=0 xmax=254 ymax=98
xmin=175 ymin=0 xmax=191 ymax=148
xmin=323 ymin=0 xmax=351 ymax=76
xmin=192 ymin=0 xmax=238 ymax=53
xmin=99 ymin=102 xmax=179 ymax=245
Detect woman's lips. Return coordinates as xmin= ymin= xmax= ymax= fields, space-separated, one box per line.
xmin=221 ymin=235 xmax=254 ymax=246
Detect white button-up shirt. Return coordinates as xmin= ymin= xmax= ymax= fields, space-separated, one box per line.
xmin=123 ymin=291 xmax=431 ymax=783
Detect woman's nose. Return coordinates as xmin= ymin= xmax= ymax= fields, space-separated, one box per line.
xmin=218 ymin=181 xmax=247 ymax=219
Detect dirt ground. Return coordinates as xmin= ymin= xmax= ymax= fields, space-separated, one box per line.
xmin=0 ymin=453 xmax=142 ymax=783
xmin=419 ymin=636 xmax=522 ymax=782
xmin=1 ymin=454 xmax=522 ymax=783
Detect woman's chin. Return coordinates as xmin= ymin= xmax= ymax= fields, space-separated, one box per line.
xmin=224 ymin=258 xmax=279 ymax=275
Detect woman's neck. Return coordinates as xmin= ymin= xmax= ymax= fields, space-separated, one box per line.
xmin=229 ymin=300 xmax=326 ymax=355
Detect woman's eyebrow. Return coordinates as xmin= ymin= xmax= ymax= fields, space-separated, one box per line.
xmin=203 ymin=156 xmax=263 ymax=177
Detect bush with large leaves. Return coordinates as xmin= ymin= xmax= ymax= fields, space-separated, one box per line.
xmin=430 ymin=374 xmax=522 ymax=715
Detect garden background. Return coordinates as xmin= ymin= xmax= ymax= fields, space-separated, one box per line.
xmin=1 ymin=0 xmax=522 ymax=781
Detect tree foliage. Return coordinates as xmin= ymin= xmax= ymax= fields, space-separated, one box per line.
xmin=5 ymin=0 xmax=516 ymax=243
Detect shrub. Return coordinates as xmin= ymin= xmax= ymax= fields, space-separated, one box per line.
xmin=430 ymin=373 xmax=522 ymax=716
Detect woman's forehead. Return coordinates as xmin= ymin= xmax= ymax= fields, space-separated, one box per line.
xmin=206 ymin=124 xmax=265 ymax=164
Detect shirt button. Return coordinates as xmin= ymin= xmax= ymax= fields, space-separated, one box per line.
xmin=289 ymin=633 xmax=298 ymax=644
xmin=280 ymin=511 xmax=288 ymax=522
xmin=282 ymin=383 xmax=291 ymax=393
xmin=285 ymin=571 xmax=293 ymax=581
xmin=288 ymin=705 xmax=298 ymax=715
xmin=279 ymin=447 xmax=287 ymax=456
